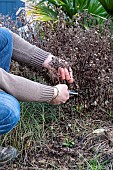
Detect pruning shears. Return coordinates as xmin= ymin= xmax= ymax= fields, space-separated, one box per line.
xmin=69 ymin=90 xmax=78 ymax=96
xmin=61 ymin=80 xmax=79 ymax=96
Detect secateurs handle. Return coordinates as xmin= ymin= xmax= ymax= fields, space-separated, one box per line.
xmin=61 ymin=80 xmax=78 ymax=96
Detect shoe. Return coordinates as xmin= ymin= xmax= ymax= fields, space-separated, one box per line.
xmin=0 ymin=146 xmax=19 ymax=166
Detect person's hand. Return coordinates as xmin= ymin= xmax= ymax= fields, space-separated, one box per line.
xmin=50 ymin=84 xmax=69 ymax=105
xmin=58 ymin=67 xmax=73 ymax=83
xmin=43 ymin=54 xmax=74 ymax=84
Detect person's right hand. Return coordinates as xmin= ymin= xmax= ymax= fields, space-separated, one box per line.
xmin=50 ymin=84 xmax=69 ymax=105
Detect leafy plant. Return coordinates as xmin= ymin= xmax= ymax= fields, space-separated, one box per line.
xmin=98 ymin=0 xmax=113 ymax=15
xmin=27 ymin=5 xmax=58 ymax=21
xmin=28 ymin=0 xmax=108 ymax=22
xmin=88 ymin=158 xmax=107 ymax=170
xmin=85 ymin=0 xmax=108 ymax=19
xmin=62 ymin=135 xmax=75 ymax=148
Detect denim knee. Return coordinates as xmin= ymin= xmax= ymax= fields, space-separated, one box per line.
xmin=0 ymin=92 xmax=20 ymax=135
xmin=0 ymin=28 xmax=13 ymax=72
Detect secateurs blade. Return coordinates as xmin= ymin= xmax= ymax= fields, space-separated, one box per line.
xmin=69 ymin=90 xmax=78 ymax=95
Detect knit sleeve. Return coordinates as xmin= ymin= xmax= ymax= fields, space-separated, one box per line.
xmin=11 ymin=31 xmax=51 ymax=69
xmin=0 ymin=68 xmax=54 ymax=102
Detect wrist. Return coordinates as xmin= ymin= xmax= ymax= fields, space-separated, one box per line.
xmin=52 ymin=86 xmax=59 ymax=100
xmin=43 ymin=54 xmax=54 ymax=68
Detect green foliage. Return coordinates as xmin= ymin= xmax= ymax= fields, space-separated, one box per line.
xmin=28 ymin=0 xmax=108 ymax=22
xmin=39 ymin=0 xmax=78 ymax=19
xmin=98 ymin=0 xmax=113 ymax=15
xmin=27 ymin=5 xmax=58 ymax=21
xmin=86 ymin=0 xmax=108 ymax=19
xmin=62 ymin=135 xmax=75 ymax=148
xmin=88 ymin=158 xmax=107 ymax=170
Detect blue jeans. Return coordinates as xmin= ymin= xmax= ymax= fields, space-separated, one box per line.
xmin=0 ymin=28 xmax=20 ymax=135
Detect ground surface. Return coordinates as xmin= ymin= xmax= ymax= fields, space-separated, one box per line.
xmin=0 ymin=95 xmax=113 ymax=170
xmin=0 ymin=8 xmax=113 ymax=170
xmin=0 ymin=62 xmax=113 ymax=170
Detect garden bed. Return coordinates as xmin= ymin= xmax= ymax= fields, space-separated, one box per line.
xmin=0 ymin=13 xmax=113 ymax=170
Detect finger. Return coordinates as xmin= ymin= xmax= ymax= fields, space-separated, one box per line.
xmin=68 ymin=67 xmax=74 ymax=83
xmin=64 ymin=68 xmax=70 ymax=81
xmin=68 ymin=78 xmax=74 ymax=83
xmin=58 ymin=67 xmax=65 ymax=80
xmin=68 ymin=67 xmax=73 ymax=79
xmin=64 ymin=68 xmax=74 ymax=83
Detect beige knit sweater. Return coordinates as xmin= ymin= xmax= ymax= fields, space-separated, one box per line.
xmin=0 ymin=30 xmax=54 ymax=102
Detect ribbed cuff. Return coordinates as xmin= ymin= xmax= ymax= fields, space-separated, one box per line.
xmin=31 ymin=47 xmax=50 ymax=68
xmin=39 ymin=85 xmax=54 ymax=102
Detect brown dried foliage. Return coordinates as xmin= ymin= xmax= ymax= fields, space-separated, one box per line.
xmin=2 ymin=13 xmax=113 ymax=114
xmin=37 ymin=15 xmax=113 ymax=114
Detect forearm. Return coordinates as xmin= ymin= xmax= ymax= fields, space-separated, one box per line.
xmin=11 ymin=31 xmax=51 ymax=69
xmin=0 ymin=68 xmax=54 ymax=102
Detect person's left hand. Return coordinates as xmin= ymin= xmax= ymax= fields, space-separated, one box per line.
xmin=42 ymin=54 xmax=74 ymax=84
